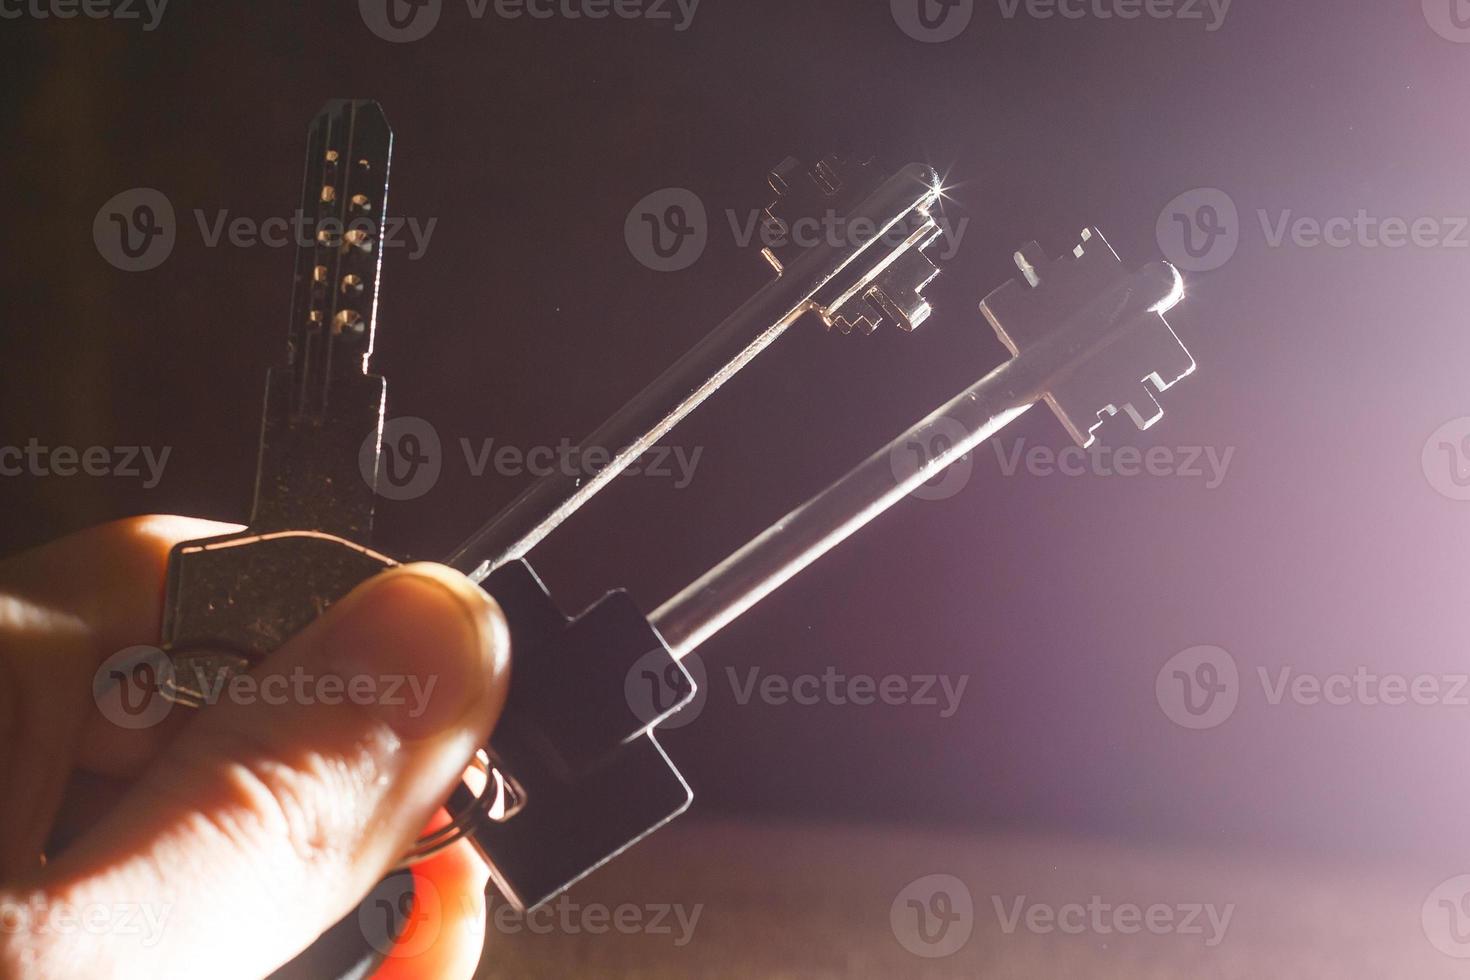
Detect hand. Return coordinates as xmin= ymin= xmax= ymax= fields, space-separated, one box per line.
xmin=0 ymin=516 xmax=511 ymax=979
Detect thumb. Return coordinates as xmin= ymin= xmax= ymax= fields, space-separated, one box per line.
xmin=6 ymin=563 xmax=509 ymax=980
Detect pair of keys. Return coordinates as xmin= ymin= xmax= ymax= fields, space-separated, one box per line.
xmin=154 ymin=100 xmax=1194 ymax=977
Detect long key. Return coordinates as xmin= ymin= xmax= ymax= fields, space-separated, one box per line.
xmin=161 ymin=100 xmax=399 ymax=705
xmin=653 ymin=227 xmax=1194 ymax=655
xmin=448 ymin=157 xmax=945 ymax=580
xmin=440 ymin=227 xmax=1196 ymax=912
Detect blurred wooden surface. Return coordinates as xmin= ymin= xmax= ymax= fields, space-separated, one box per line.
xmin=472 ymin=817 xmax=1469 ymax=979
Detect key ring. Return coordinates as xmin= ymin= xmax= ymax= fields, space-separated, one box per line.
xmin=395 ymin=750 xmax=512 ymax=868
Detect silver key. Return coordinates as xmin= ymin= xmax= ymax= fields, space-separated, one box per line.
xmin=649 ymin=227 xmax=1196 ymax=657
xmin=447 ymin=157 xmax=947 ymax=579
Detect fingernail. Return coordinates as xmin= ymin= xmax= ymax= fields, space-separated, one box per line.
xmin=322 ymin=564 xmax=506 ymax=740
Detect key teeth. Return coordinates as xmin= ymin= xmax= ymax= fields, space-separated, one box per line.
xmin=824 ymin=241 xmax=942 ymax=335
xmin=761 ymin=155 xmax=883 ymax=275
xmin=982 ymin=227 xmax=1195 ymax=448
xmin=761 ymin=156 xmax=945 ymax=336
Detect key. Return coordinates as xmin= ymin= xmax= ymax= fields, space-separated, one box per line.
xmin=153 ymin=100 xmax=406 ymax=980
xmin=161 ymin=100 xmax=398 ymax=706
xmin=447 ymin=156 xmax=945 ymax=579
xmin=153 ymin=132 xmax=952 ymax=932
xmin=438 ymin=227 xmax=1197 ymax=912
xmin=650 ymin=227 xmax=1195 ymax=655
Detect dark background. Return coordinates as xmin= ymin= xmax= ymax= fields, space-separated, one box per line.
xmin=3 ymin=0 xmax=1468 ymax=863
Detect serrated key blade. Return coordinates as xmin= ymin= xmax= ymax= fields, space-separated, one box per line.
xmin=980 ymin=227 xmax=1193 ymax=448
xmin=824 ymin=225 xmax=943 ymax=334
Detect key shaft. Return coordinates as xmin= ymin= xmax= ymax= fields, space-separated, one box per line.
xmin=651 ymin=236 xmax=1189 ymax=659
xmin=447 ymin=161 xmax=943 ymax=581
